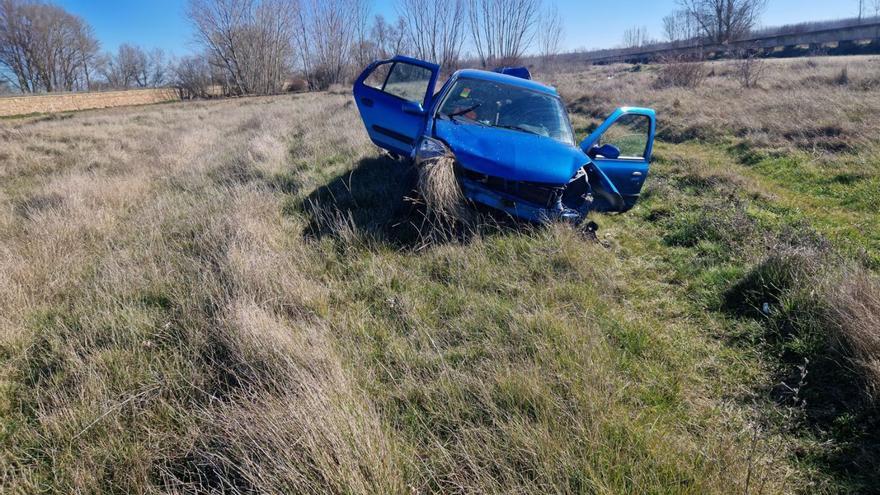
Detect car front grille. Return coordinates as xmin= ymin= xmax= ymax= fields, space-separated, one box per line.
xmin=457 ymin=166 xmax=562 ymax=208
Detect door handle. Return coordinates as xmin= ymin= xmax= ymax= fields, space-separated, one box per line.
xmin=632 ymin=171 xmax=643 ymax=177
xmin=361 ymin=97 xmax=374 ymax=107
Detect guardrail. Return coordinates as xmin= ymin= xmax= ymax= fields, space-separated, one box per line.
xmin=576 ymin=20 xmax=880 ymax=64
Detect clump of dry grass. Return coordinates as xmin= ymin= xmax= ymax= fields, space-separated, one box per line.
xmin=413 ymin=154 xmax=470 ymax=226
xmin=724 ymin=240 xmax=880 ymax=407
xmin=829 ymin=270 xmax=880 ymax=398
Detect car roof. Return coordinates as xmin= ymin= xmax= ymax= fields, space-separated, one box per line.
xmin=452 ymin=69 xmax=559 ymax=96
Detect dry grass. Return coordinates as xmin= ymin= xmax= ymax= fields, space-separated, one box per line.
xmin=552 ymin=56 xmax=880 ymax=152
xmin=0 ymin=93 xmax=390 ymax=492
xmin=409 ymin=154 xmax=474 ymax=243
xmin=829 ymin=270 xmax=880 ymax=398
xmin=653 ymin=59 xmax=707 ymax=89
xmin=414 ymin=155 xmax=467 ymax=221
xmin=0 ymin=56 xmax=878 ymax=493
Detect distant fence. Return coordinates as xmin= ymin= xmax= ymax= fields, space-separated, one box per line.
xmin=0 ymin=88 xmax=179 ymax=118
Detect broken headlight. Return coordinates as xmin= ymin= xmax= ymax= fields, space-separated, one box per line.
xmin=414 ymin=137 xmax=450 ymax=163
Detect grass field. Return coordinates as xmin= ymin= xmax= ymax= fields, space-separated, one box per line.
xmin=0 ymin=56 xmax=878 ymax=493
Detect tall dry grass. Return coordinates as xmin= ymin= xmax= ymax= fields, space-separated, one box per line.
xmin=1 ymin=56 xmax=878 ymax=493
xmin=551 ymin=56 xmax=880 ymax=152
xmin=829 ymin=270 xmax=880 ymax=397
xmin=0 ymin=93 xmax=407 ymax=492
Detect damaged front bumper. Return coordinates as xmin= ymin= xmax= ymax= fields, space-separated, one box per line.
xmin=457 ymin=168 xmax=594 ymax=224
xmin=414 ymin=137 xmax=605 ymax=224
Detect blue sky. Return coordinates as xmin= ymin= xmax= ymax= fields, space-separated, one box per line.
xmin=56 ymin=0 xmax=854 ymax=57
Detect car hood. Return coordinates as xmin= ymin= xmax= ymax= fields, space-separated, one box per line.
xmin=435 ymin=119 xmax=587 ymax=184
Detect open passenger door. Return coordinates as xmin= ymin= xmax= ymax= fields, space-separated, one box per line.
xmin=353 ymin=56 xmax=440 ymax=157
xmin=580 ymin=108 xmax=656 ymax=211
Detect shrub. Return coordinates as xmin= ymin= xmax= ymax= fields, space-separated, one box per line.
xmin=835 ymin=66 xmax=850 ymax=86
xmin=734 ymin=53 xmax=768 ymax=89
xmin=653 ymin=57 xmax=707 ymax=89
xmin=285 ymin=77 xmax=308 ymax=93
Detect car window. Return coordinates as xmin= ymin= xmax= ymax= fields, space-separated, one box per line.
xmin=438 ymin=78 xmax=574 ymax=145
xmin=599 ymin=114 xmax=651 ymax=159
xmin=383 ymin=62 xmax=433 ymax=103
xmin=364 ymin=62 xmax=392 ymax=89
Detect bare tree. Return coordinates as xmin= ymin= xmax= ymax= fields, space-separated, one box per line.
xmin=397 ymin=0 xmax=466 ymax=72
xmin=293 ymin=0 xmax=369 ymax=89
xmin=467 ymin=0 xmax=541 ymax=67
xmin=538 ymin=2 xmax=564 ymax=67
xmin=677 ymin=0 xmax=767 ymax=44
xmin=622 ymin=26 xmax=650 ymax=48
xmin=370 ymin=15 xmax=390 ymax=59
xmin=0 ymin=0 xmax=100 ymax=93
xmin=173 ymin=53 xmax=212 ymax=98
xmin=110 ymin=46 xmax=168 ymax=88
xmin=663 ymin=10 xmax=699 ymax=43
xmin=350 ymin=0 xmax=372 ymax=70
xmin=74 ymin=22 xmax=100 ymax=90
xmin=369 ymin=15 xmax=408 ymax=60
xmin=148 ymin=48 xmax=168 ymax=86
xmin=187 ymin=0 xmax=296 ymax=95
xmin=96 ymin=44 xmax=152 ymax=89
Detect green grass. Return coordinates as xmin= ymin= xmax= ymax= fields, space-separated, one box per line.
xmin=1 ymin=59 xmax=879 ymax=493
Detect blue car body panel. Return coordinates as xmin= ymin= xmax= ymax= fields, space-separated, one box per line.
xmin=453 ymin=69 xmax=558 ymax=96
xmin=579 ymin=107 xmax=656 ymax=209
xmin=352 ymin=56 xmax=657 ymax=223
xmin=434 ymin=119 xmax=585 ymax=184
xmin=492 ymin=66 xmax=532 ymax=80
xmin=353 ymin=56 xmax=440 ymax=156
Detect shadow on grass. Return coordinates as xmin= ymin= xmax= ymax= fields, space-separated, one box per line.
xmin=298 ymin=154 xmax=536 ymax=250
xmin=721 ymin=254 xmax=880 ymax=491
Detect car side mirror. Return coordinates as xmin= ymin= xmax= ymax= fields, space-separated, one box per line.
xmin=402 ymin=101 xmax=426 ymax=116
xmin=588 ymin=143 xmax=621 ymax=160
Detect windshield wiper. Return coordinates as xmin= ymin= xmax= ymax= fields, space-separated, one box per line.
xmin=494 ymin=124 xmax=542 ymax=137
xmin=444 ymin=103 xmax=481 ymax=118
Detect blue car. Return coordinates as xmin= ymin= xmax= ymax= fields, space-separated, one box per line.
xmin=352 ymin=55 xmax=656 ymax=223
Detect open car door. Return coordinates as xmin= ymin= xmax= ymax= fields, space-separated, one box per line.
xmin=353 ymin=56 xmax=440 ymax=157
xmin=580 ymin=108 xmax=656 ymax=211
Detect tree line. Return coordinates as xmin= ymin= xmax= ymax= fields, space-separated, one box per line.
xmin=0 ymin=0 xmax=172 ymax=93
xmin=621 ymin=0 xmax=768 ymax=49
xmin=184 ymin=0 xmax=565 ymax=97
xmin=1 ymin=0 xmax=565 ymax=97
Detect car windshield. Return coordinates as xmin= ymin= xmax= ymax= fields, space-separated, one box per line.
xmin=438 ymin=78 xmax=574 ymax=145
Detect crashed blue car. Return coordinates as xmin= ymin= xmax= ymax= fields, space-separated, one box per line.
xmin=352 ymin=55 xmax=656 ymax=223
